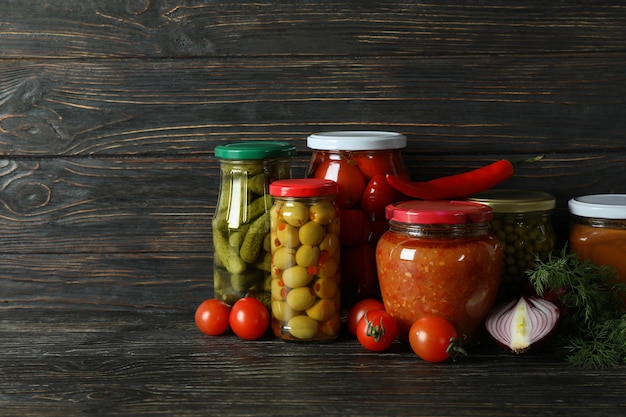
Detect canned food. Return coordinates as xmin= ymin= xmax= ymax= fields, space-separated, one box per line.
xmin=212 ymin=141 xmax=296 ymax=308
xmin=568 ymin=194 xmax=626 ymax=284
xmin=306 ymin=131 xmax=409 ymax=309
xmin=376 ymin=200 xmax=503 ymax=343
xmin=269 ymin=179 xmax=341 ymax=341
xmin=468 ymin=189 xmax=556 ymax=301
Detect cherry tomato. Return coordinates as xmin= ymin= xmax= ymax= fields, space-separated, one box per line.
xmin=340 ymin=209 xmax=371 ymax=246
xmin=229 ymin=297 xmax=270 ymax=340
xmin=408 ymin=316 xmax=459 ymax=363
xmin=313 ymin=157 xmax=366 ymax=209
xmin=347 ymin=298 xmax=385 ymax=335
xmin=195 ymin=298 xmax=231 ymax=336
xmin=360 ymin=174 xmax=399 ymax=220
xmin=356 ymin=310 xmax=398 ymax=352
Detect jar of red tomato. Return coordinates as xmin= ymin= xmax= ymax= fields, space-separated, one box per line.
xmin=306 ymin=131 xmax=409 ymax=309
xmin=376 ymin=200 xmax=503 ymax=344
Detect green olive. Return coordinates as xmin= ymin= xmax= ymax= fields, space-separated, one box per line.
xmin=298 ymin=220 xmax=325 ymax=246
xmin=282 ymin=265 xmax=313 ymax=288
xmin=280 ymin=202 xmax=309 ymax=227
xmin=317 ymin=256 xmax=339 ymax=278
xmin=306 ymin=298 xmax=336 ymax=322
xmin=295 ymin=245 xmax=320 ymax=268
xmin=318 ymin=232 xmax=340 ymax=257
xmin=272 ymin=300 xmax=298 ymax=322
xmin=312 ymin=277 xmax=339 ymax=299
xmin=309 ymin=201 xmax=337 ymax=225
xmin=272 ymin=246 xmax=296 ymax=271
xmin=286 ymin=287 xmax=316 ymax=311
xmin=276 ymin=222 xmax=300 ymax=248
xmin=287 ymin=315 xmax=319 ymax=339
xmin=271 ymin=278 xmax=287 ymax=300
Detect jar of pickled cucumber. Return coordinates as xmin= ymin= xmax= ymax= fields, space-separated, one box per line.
xmin=306 ymin=131 xmax=409 ymax=310
xmin=268 ymin=179 xmax=341 ymax=341
xmin=569 ymin=194 xmax=626 ymax=285
xmin=467 ymin=189 xmax=556 ymax=302
xmin=212 ymin=141 xmax=296 ymax=308
xmin=376 ymin=200 xmax=502 ymax=343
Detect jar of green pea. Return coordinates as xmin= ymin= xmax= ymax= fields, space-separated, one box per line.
xmin=467 ymin=189 xmax=556 ymax=302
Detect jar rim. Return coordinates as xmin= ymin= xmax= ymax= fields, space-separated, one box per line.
xmin=270 ymin=179 xmax=339 ymax=198
xmin=214 ymin=141 xmax=296 ymax=159
xmin=467 ymin=189 xmax=555 ymax=213
xmin=568 ymin=194 xmax=626 ymax=219
xmin=307 ymin=131 xmax=406 ymax=150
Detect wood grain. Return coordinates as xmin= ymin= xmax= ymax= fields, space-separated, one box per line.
xmin=1 ymin=1 xmax=626 ymax=58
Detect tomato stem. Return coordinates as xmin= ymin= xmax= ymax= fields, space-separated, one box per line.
xmin=446 ymin=337 xmax=468 ymax=361
xmin=364 ymin=312 xmax=386 ymax=343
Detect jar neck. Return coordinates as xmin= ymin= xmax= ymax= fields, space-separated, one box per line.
xmin=572 ymin=214 xmax=626 ymax=230
xmin=388 ymin=220 xmax=490 ymax=238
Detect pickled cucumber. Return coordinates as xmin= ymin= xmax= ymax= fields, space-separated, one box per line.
xmin=240 ymin=212 xmax=270 ymax=263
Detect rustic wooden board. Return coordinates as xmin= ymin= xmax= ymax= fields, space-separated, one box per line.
xmin=0 ymin=309 xmax=624 ymax=417
xmin=2 ymin=1 xmax=626 ymax=58
xmin=1 ymin=56 xmax=624 ymax=157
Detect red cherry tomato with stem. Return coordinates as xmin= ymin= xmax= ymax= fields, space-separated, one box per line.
xmin=408 ymin=316 xmax=467 ymax=362
xmin=356 ymin=310 xmax=398 ymax=352
xmin=229 ymin=297 xmax=270 ymax=340
xmin=195 ymin=298 xmax=231 ymax=336
xmin=347 ymin=298 xmax=385 ymax=336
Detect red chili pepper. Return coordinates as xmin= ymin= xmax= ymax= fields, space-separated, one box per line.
xmin=386 ymin=156 xmax=543 ymax=200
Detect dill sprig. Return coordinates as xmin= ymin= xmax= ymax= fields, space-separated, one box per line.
xmin=528 ymin=246 xmax=626 ymax=369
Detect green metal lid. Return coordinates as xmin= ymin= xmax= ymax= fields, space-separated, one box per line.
xmin=214 ymin=141 xmax=296 ymax=160
xmin=467 ymin=189 xmax=555 ymax=213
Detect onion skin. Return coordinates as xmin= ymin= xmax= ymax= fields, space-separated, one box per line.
xmin=485 ymin=296 xmax=560 ymax=354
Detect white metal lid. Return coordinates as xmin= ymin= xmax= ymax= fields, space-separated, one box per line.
xmin=306 ymin=131 xmax=406 ymax=150
xmin=568 ymin=194 xmax=626 ymax=219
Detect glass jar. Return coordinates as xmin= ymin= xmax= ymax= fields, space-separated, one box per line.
xmin=212 ymin=141 xmax=296 ymax=308
xmin=568 ymin=194 xmax=626 ymax=284
xmin=268 ymin=179 xmax=341 ymax=341
xmin=376 ymin=200 xmax=503 ymax=344
xmin=306 ymin=131 xmax=409 ymax=310
xmin=467 ymin=189 xmax=556 ymax=302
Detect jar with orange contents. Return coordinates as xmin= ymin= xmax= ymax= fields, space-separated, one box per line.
xmin=375 ymin=200 xmax=503 ymax=344
xmin=306 ymin=131 xmax=409 ymax=310
xmin=568 ymin=194 xmax=626 ymax=284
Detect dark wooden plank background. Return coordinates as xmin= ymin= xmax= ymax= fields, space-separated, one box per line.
xmin=2 ymin=2 xmax=626 ymax=416
xmin=1 ymin=1 xmax=624 ymax=312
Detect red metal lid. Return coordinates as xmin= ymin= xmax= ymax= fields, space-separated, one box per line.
xmin=269 ymin=179 xmax=339 ymax=198
xmin=385 ymin=200 xmax=493 ymax=224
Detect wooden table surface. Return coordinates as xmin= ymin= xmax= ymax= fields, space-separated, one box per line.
xmin=2 ymin=309 xmax=625 ymax=417
xmin=2 ymin=2 xmax=626 ymax=416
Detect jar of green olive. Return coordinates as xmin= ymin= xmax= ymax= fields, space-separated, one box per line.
xmin=212 ymin=141 xmax=296 ymax=309
xmin=468 ymin=189 xmax=556 ymax=302
xmin=269 ymin=179 xmax=341 ymax=341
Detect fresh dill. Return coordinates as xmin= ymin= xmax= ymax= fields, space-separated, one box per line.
xmin=527 ymin=246 xmax=626 ymax=369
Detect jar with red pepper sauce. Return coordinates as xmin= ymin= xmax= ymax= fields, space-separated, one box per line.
xmin=306 ymin=131 xmax=409 ymax=310
xmin=376 ymin=200 xmax=503 ymax=344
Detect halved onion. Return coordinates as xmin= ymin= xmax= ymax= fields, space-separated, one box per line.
xmin=485 ymin=296 xmax=560 ymax=354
